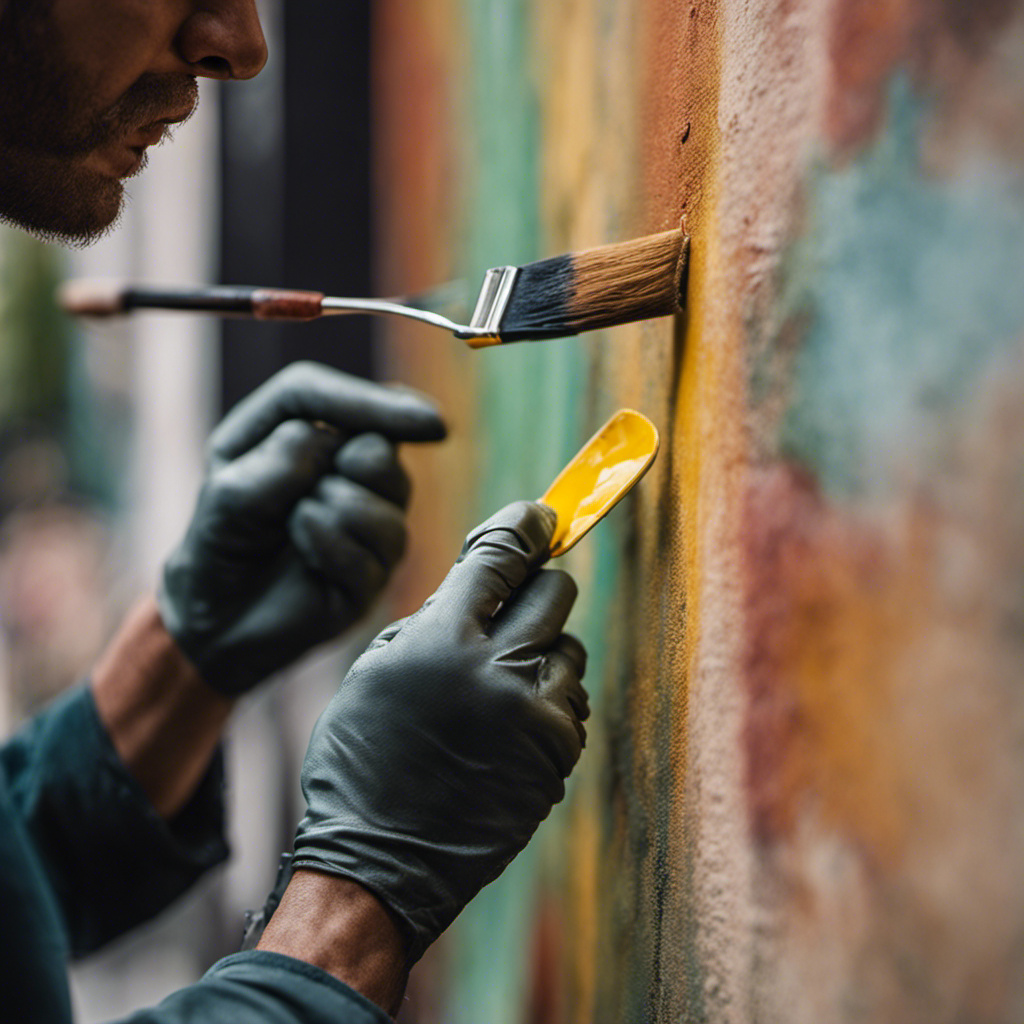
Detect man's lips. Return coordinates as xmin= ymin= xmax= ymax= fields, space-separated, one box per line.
xmin=126 ymin=107 xmax=196 ymax=149
xmin=80 ymin=101 xmax=197 ymax=179
xmin=129 ymin=125 xmax=168 ymax=148
xmin=81 ymin=139 xmax=144 ymax=179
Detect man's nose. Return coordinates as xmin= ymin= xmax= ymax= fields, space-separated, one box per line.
xmin=176 ymin=0 xmax=269 ymax=81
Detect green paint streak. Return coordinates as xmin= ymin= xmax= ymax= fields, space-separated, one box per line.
xmin=442 ymin=0 xmax=634 ymax=1019
xmin=778 ymin=75 xmax=1024 ymax=499
xmin=443 ymin=3 xmax=583 ymax=1021
xmin=460 ymin=0 xmax=585 ymax=516
xmin=444 ymin=842 xmax=538 ymax=1024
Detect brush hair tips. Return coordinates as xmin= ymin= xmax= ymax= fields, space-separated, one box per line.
xmin=499 ymin=228 xmax=687 ymax=341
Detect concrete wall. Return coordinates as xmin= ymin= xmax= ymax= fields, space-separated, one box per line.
xmin=374 ymin=2 xmax=1024 ymax=1021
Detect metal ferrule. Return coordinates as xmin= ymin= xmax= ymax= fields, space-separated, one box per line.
xmin=460 ymin=266 xmax=519 ymax=347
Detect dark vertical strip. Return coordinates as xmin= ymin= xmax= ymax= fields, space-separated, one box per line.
xmin=275 ymin=0 xmax=374 ymax=842
xmin=281 ymin=0 xmax=374 ymax=383
xmin=219 ymin=2 xmax=288 ymax=413
xmin=219 ymin=0 xmax=374 ymax=418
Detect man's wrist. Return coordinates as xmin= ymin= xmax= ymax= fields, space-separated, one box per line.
xmin=91 ymin=595 xmax=234 ymax=819
xmin=257 ymin=869 xmax=410 ymax=1018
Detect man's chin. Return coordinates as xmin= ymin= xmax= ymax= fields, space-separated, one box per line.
xmin=0 ymin=148 xmax=126 ymax=246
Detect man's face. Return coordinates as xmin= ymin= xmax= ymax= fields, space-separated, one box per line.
xmin=0 ymin=0 xmax=266 ymax=244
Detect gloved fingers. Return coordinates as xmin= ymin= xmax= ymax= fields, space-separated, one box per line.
xmin=335 ymin=433 xmax=411 ymax=509
xmin=530 ymin=672 xmax=587 ymax=777
xmin=544 ymin=634 xmax=589 ymax=722
xmin=548 ymin=632 xmax=587 ymax=682
xmin=491 ymin=569 xmax=578 ymax=650
xmin=209 ymin=362 xmax=446 ymax=462
xmin=289 ymin=503 xmax=391 ymax=607
xmin=298 ymin=475 xmax=408 ymax=569
xmin=204 ymin=419 xmax=340 ymax=523
xmin=535 ymin=645 xmax=590 ymax=771
xmin=431 ymin=501 xmax=556 ymax=628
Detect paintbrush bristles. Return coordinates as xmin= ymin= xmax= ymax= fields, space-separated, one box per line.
xmin=572 ymin=228 xmax=687 ymax=331
xmin=499 ymin=228 xmax=688 ymax=341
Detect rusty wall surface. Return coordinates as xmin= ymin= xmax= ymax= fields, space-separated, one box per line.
xmin=374 ymin=1 xmax=1024 ymax=1021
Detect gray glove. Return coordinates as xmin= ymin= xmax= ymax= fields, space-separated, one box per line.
xmin=292 ymin=500 xmax=589 ymax=963
xmin=159 ymin=362 xmax=446 ymax=695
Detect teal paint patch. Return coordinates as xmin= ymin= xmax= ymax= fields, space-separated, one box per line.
xmin=778 ymin=75 xmax=1024 ymax=499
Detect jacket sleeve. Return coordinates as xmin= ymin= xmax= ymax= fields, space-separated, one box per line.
xmin=0 ymin=683 xmax=230 ymax=957
xmin=110 ymin=952 xmax=391 ymax=1024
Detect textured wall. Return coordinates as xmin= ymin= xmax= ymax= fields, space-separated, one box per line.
xmin=374 ymin=1 xmax=1024 ymax=1021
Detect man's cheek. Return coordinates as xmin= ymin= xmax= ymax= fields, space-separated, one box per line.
xmin=48 ymin=0 xmax=172 ymax=111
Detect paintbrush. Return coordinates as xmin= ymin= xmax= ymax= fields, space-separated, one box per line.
xmin=59 ymin=228 xmax=689 ymax=347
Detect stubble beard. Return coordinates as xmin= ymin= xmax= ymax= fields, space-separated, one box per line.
xmin=0 ymin=0 xmax=197 ymax=245
xmin=0 ymin=150 xmax=132 ymax=247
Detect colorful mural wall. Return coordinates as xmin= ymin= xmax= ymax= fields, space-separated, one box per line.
xmin=374 ymin=1 xmax=1024 ymax=1020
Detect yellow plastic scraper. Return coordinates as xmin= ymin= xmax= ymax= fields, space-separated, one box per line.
xmin=540 ymin=409 xmax=660 ymax=557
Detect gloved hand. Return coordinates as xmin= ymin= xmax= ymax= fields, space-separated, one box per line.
xmin=291 ymin=500 xmax=589 ymax=963
xmin=158 ymin=361 xmax=446 ymax=695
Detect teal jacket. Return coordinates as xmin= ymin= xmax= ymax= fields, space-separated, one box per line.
xmin=0 ymin=685 xmax=389 ymax=1023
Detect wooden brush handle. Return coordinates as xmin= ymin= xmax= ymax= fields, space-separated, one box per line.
xmin=59 ymin=281 xmax=325 ymax=321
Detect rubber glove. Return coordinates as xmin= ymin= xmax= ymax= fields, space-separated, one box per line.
xmin=159 ymin=362 xmax=446 ymax=695
xmin=292 ymin=500 xmax=589 ymax=963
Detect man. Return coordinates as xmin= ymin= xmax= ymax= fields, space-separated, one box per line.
xmin=0 ymin=2 xmax=589 ymax=1021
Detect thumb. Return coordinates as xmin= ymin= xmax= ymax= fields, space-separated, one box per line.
xmin=429 ymin=500 xmax=556 ymax=628
xmin=365 ymin=616 xmax=408 ymax=651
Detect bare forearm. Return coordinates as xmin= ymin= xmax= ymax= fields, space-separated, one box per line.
xmin=91 ymin=595 xmax=233 ymax=819
xmin=258 ymin=869 xmax=409 ymax=1018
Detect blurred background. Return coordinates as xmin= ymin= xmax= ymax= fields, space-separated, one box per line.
xmin=0 ymin=1 xmax=402 ymax=1018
